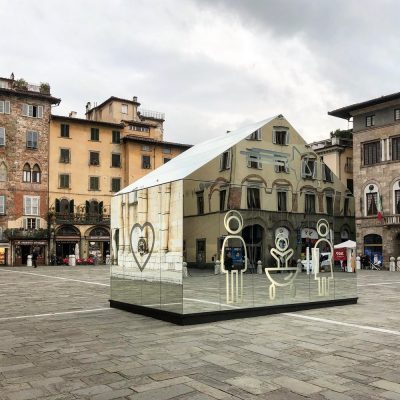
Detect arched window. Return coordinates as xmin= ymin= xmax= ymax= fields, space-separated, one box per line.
xmin=23 ymin=163 xmax=31 ymax=182
xmin=86 ymin=200 xmax=103 ymax=215
xmin=364 ymin=184 xmax=379 ymax=216
xmin=0 ymin=162 xmax=7 ymax=182
xmin=393 ymin=180 xmax=400 ymax=214
xmin=32 ymin=164 xmax=41 ymax=183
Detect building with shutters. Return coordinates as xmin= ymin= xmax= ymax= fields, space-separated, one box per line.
xmin=0 ymin=75 xmax=60 ymax=265
xmin=329 ymin=92 xmax=400 ymax=266
xmin=113 ymin=114 xmax=355 ymax=273
xmin=48 ymin=97 xmax=191 ymax=263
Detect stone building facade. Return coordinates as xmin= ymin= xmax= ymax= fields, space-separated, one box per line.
xmin=329 ymin=92 xmax=400 ymax=266
xmin=0 ymin=76 xmax=60 ymax=265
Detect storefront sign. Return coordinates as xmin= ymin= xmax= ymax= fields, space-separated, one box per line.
xmin=13 ymin=240 xmax=47 ymax=245
xmin=85 ymin=236 xmax=110 ymax=241
xmin=334 ymin=249 xmax=347 ymax=261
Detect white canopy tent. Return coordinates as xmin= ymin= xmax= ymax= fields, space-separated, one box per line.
xmin=334 ymin=240 xmax=357 ymax=271
xmin=334 ymin=240 xmax=356 ymax=249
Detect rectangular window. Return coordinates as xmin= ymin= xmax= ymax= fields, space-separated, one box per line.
xmin=23 ymin=196 xmax=39 ymax=215
xmin=26 ymin=131 xmax=38 ymax=149
xmin=344 ymin=198 xmax=350 ymax=216
xmin=0 ymin=195 xmax=5 ymax=214
xmin=0 ymin=127 xmax=5 ymax=146
xmin=220 ymin=150 xmax=231 ymax=170
xmin=22 ymin=104 xmax=43 ymax=118
xmin=277 ymin=191 xmax=287 ymax=212
xmin=363 ymin=141 xmax=381 ymax=165
xmin=392 ymin=137 xmax=400 ymax=161
xmin=322 ymin=164 xmax=333 ymax=182
xmin=60 ymin=124 xmax=69 ymax=138
xmin=89 ymin=151 xmax=100 ymax=166
xmin=59 ymin=148 xmax=70 ymax=163
xmin=111 ymin=153 xmax=121 ymax=168
xmin=304 ymin=193 xmax=316 ymax=214
xmin=274 ymin=130 xmax=288 ymax=145
xmin=366 ymin=115 xmax=375 ymax=127
xmin=0 ymin=100 xmax=10 ymax=114
xmin=247 ymin=187 xmax=260 ymax=209
xmin=89 ymin=176 xmax=100 ymax=191
xmin=129 ymin=125 xmax=150 ymax=133
xmin=196 ymin=192 xmax=204 ymax=215
xmin=24 ymin=217 xmax=40 ymax=230
xmin=219 ymin=190 xmax=226 ymax=211
xmin=142 ymin=155 xmax=151 ymax=169
xmin=275 ymin=163 xmax=289 ymax=173
xmin=111 ymin=178 xmax=121 ymax=192
xmin=395 ymin=109 xmax=400 ymax=121
xmin=59 ymin=174 xmax=70 ymax=189
xmin=301 ymin=158 xmax=316 ymax=178
xmin=112 ymin=130 xmax=120 ymax=143
xmin=366 ymin=192 xmax=378 ymax=216
xmin=90 ymin=128 xmax=99 ymax=141
xmin=141 ymin=144 xmax=151 ymax=151
xmin=347 ymin=179 xmax=354 ymax=194
xmin=247 ymin=129 xmax=261 ymax=140
xmin=121 ymin=104 xmax=128 ymax=114
xmin=247 ymin=154 xmax=262 ymax=169
xmin=326 ymin=196 xmax=333 ymax=215
xmin=162 ymin=147 xmax=171 ymax=154
xmin=163 ymin=158 xmax=171 ymax=164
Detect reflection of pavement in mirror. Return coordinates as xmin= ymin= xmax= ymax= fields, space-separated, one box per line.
xmin=264 ymin=233 xmax=298 ymax=300
xmin=313 ymin=219 xmax=334 ymax=296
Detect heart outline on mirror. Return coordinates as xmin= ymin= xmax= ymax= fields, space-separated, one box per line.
xmin=130 ymin=222 xmax=155 ymax=272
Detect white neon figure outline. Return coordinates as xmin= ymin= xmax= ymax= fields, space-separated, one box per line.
xmin=220 ymin=210 xmax=248 ymax=304
xmin=264 ymin=233 xmax=298 ymax=300
xmin=312 ymin=219 xmax=334 ymax=296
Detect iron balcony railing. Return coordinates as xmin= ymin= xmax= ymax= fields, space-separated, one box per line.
xmin=54 ymin=213 xmax=110 ymax=225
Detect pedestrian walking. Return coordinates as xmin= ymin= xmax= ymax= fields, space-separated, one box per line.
xmin=32 ymin=248 xmax=38 ymax=268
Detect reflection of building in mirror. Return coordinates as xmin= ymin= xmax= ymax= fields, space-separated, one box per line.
xmin=220 ymin=211 xmax=248 ymax=304
xmin=265 ymin=233 xmax=298 ymax=300
xmin=312 ymin=219 xmax=334 ymax=296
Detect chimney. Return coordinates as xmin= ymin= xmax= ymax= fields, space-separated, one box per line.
xmin=86 ymin=102 xmax=91 ymax=113
xmin=133 ymin=96 xmax=138 ymax=102
xmin=226 ymin=130 xmax=231 ymax=133
xmin=69 ymin=111 xmax=77 ymax=118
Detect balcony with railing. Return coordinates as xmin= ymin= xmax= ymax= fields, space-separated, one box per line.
xmin=384 ymin=215 xmax=400 ymax=226
xmin=139 ymin=109 xmax=165 ymax=121
xmin=0 ymin=77 xmax=51 ymax=95
xmin=53 ymin=213 xmax=110 ymax=225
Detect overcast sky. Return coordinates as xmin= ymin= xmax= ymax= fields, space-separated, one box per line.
xmin=1 ymin=0 xmax=399 ymax=144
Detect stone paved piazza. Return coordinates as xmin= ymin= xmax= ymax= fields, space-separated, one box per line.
xmin=0 ymin=266 xmax=399 ymax=399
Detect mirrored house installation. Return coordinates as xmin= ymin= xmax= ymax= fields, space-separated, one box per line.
xmin=110 ymin=115 xmax=357 ymax=324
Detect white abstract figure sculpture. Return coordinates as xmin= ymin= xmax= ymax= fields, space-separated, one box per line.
xmin=265 ymin=233 xmax=298 ymax=300
xmin=313 ymin=219 xmax=334 ymax=296
xmin=220 ymin=210 xmax=248 ymax=304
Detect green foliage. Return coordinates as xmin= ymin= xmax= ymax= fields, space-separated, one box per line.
xmin=39 ymin=82 xmax=50 ymax=94
xmin=330 ymin=128 xmax=353 ymax=139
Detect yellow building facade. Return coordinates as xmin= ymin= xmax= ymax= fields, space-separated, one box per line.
xmin=49 ymin=97 xmax=190 ymax=263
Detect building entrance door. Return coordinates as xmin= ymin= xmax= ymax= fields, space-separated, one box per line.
xmin=242 ymin=224 xmax=264 ymax=270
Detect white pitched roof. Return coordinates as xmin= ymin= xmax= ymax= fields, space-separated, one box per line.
xmin=117 ymin=116 xmax=277 ymax=194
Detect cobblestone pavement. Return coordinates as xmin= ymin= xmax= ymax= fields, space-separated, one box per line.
xmin=0 ymin=266 xmax=399 ymax=399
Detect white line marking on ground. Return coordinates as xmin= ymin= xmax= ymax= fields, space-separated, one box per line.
xmin=0 ymin=269 xmax=110 ymax=287
xmin=357 ymin=281 xmax=400 ymax=287
xmin=284 ymin=313 xmax=400 ymax=336
xmin=0 ymin=308 xmax=111 ymax=321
